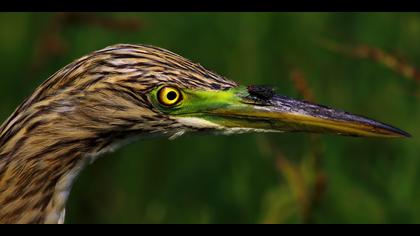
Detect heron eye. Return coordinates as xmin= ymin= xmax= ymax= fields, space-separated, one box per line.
xmin=157 ymin=86 xmax=182 ymax=106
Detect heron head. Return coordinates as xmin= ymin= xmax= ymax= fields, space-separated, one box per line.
xmin=14 ymin=43 xmax=408 ymax=149
xmin=65 ymin=44 xmax=408 ymax=140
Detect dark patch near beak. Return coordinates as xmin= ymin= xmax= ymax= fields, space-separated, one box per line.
xmin=247 ymin=85 xmax=275 ymax=101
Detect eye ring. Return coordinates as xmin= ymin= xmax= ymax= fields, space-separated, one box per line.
xmin=157 ymin=86 xmax=182 ymax=107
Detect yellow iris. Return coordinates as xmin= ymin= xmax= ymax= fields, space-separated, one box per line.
xmin=157 ymin=86 xmax=182 ymax=106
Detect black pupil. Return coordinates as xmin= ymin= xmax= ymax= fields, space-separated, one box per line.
xmin=166 ymin=91 xmax=177 ymax=101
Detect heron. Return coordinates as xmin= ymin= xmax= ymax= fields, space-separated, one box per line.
xmin=0 ymin=44 xmax=410 ymax=224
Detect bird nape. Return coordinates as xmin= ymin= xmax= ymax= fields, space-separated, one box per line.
xmin=0 ymin=44 xmax=410 ymax=224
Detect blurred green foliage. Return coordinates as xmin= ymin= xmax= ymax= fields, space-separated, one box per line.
xmin=0 ymin=12 xmax=419 ymax=223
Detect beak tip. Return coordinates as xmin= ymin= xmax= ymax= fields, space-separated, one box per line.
xmin=399 ymin=131 xmax=412 ymax=138
xmin=386 ymin=126 xmax=411 ymax=138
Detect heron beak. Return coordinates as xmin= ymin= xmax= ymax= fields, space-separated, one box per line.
xmin=182 ymin=86 xmax=410 ymax=138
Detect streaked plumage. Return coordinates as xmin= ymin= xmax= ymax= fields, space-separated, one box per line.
xmin=0 ymin=44 xmax=409 ymax=224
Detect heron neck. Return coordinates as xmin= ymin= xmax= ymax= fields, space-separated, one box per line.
xmin=0 ymin=121 xmax=104 ymax=224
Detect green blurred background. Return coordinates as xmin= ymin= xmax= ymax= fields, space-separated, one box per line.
xmin=0 ymin=12 xmax=419 ymax=223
